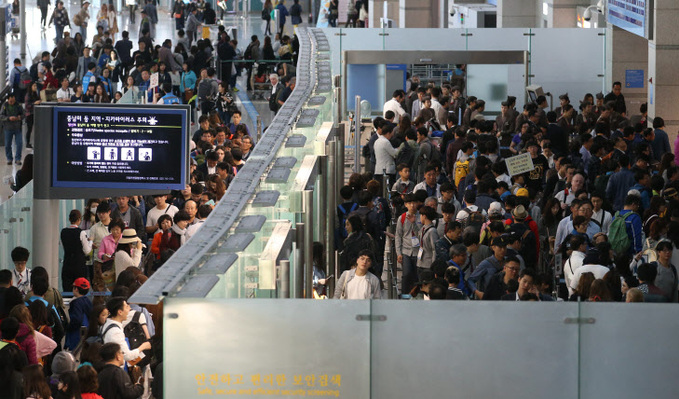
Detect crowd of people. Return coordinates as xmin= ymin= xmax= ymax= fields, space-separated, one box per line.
xmin=0 ymin=258 xmax=163 ymax=399
xmin=332 ymin=78 xmax=679 ymax=302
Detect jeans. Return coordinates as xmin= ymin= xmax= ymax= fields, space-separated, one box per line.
xmin=55 ymin=25 xmax=64 ymax=43
xmin=80 ymin=24 xmax=87 ymax=42
xmin=4 ymin=128 xmax=22 ymax=162
xmin=402 ymin=255 xmax=418 ymax=297
xmin=25 ymin=114 xmax=33 ymax=145
xmin=40 ymin=6 xmax=48 ymax=26
xmin=129 ymin=5 xmax=137 ymax=23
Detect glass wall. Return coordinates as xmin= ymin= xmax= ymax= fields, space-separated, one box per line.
xmin=165 ymin=299 xmax=679 ymax=398
xmin=0 ymin=181 xmax=84 ymax=289
xmin=323 ymin=27 xmax=606 ymax=114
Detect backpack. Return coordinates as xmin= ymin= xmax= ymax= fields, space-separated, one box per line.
xmin=244 ymin=44 xmax=253 ymax=60
xmin=262 ymin=8 xmax=271 ymax=20
xmin=454 ymin=159 xmax=470 ymax=187
xmin=14 ymin=67 xmax=31 ymax=90
xmin=395 ymin=142 xmax=415 ymax=169
xmin=29 ymin=62 xmax=39 ymax=82
xmin=124 ymin=310 xmax=147 ymax=350
xmin=90 ymin=322 xmax=120 ymax=344
xmin=461 ymin=207 xmax=485 ymax=233
xmin=609 ymin=211 xmax=634 ymax=255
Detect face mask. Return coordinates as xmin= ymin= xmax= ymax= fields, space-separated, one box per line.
xmin=91 ymin=207 xmax=98 ymax=213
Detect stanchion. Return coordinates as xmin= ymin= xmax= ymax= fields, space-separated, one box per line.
xmin=279 ymin=260 xmax=290 ymax=298
xmin=294 ymin=223 xmax=305 ymax=298
xmin=303 ymin=190 xmax=314 ymax=298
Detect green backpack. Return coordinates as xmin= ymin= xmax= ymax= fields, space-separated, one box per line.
xmin=609 ymin=211 xmax=634 ymax=255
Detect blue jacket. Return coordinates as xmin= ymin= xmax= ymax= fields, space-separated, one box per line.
xmin=619 ymin=209 xmax=643 ymax=254
xmin=65 ymin=295 xmax=92 ymax=350
xmin=467 ymin=255 xmax=502 ymax=293
xmin=631 ymin=183 xmax=651 ymax=211
xmin=606 ymin=168 xmax=635 ymax=211
xmin=276 ymin=3 xmax=289 ymax=25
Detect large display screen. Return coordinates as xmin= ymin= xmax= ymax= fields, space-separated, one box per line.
xmin=52 ymin=106 xmax=188 ymax=190
xmin=606 ymin=0 xmax=649 ymax=39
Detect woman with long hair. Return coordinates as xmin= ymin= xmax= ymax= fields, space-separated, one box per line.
xmin=262 ymin=35 xmax=275 ymax=62
xmin=92 ymin=84 xmax=111 ymax=103
xmin=206 ymin=174 xmax=226 ymax=201
xmin=338 ymin=215 xmax=376 ymax=273
xmin=23 ymin=364 xmax=53 ymax=399
xmin=588 ymin=279 xmax=612 ymax=302
xmin=80 ymin=199 xmax=100 ymax=231
xmin=113 ymin=229 xmax=143 ymax=277
xmin=10 ymin=153 xmax=33 ymax=192
xmin=56 ymin=371 xmax=82 ymax=399
xmin=9 ymin=305 xmax=38 ymax=364
xmin=28 ymin=300 xmax=53 ymax=340
xmin=569 ymin=272 xmax=595 ymax=302
xmin=107 ymin=4 xmax=118 ymax=41
xmin=96 ymin=3 xmax=109 ymax=32
xmin=77 ymin=365 xmax=103 ymax=399
xmin=263 ymin=0 xmax=273 ymax=35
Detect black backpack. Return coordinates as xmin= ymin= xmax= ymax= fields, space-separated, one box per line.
xmin=124 ymin=311 xmax=147 ymax=350
xmin=461 ymin=207 xmax=486 ymax=233
xmin=395 ymin=141 xmax=415 ymax=169
xmin=261 ymin=8 xmax=270 ymax=20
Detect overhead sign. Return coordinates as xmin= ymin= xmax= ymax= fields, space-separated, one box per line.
xmin=505 ymin=152 xmax=535 ymax=176
xmin=52 ymin=106 xmax=188 ymax=191
xmin=607 ymin=0 xmax=650 ymax=39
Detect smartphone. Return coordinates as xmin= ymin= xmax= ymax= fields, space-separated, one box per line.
xmin=325 ymin=275 xmax=334 ymax=280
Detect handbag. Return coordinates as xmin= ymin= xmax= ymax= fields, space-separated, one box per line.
xmin=174 ymin=12 xmax=182 ymax=18
xmin=184 ymin=88 xmax=195 ymax=103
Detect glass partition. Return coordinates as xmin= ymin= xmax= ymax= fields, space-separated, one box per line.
xmin=164 ymin=298 xmax=371 ymax=397
xmin=164 ymin=300 xmax=679 ymax=398
xmin=0 ymin=182 xmax=84 ymax=289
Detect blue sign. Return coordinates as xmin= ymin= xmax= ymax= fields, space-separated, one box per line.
xmin=607 ymin=0 xmax=649 ymax=39
xmin=625 ymin=69 xmax=644 ymax=89
xmin=386 ymin=64 xmax=407 ymax=90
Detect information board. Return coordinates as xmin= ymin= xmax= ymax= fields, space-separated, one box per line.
xmin=607 ymin=0 xmax=650 ymax=39
xmin=505 ymin=152 xmax=535 ymax=176
xmin=52 ymin=106 xmax=188 ymax=191
xmin=625 ymin=69 xmax=644 ymax=88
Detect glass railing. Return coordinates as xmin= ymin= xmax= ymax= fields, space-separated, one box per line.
xmin=164 ymin=298 xmax=679 ymax=398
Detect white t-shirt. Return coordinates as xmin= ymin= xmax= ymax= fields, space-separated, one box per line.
xmin=57 ymin=87 xmax=74 ymax=102
xmin=346 ymin=274 xmax=369 ymax=299
xmin=570 ymin=264 xmax=610 ymax=291
xmin=146 ymin=204 xmax=179 ymax=228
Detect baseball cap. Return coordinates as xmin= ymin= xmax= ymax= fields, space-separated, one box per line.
xmin=73 ymin=277 xmax=91 ymax=290
xmin=489 ymin=201 xmax=503 ymax=217
xmin=491 ymin=236 xmax=506 ymax=247
xmin=516 ymin=188 xmax=529 ymax=198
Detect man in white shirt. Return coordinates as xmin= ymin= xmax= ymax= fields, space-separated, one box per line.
xmin=373 ymin=125 xmax=402 ymax=179
xmin=456 ymin=190 xmax=488 ymax=224
xmin=333 ymin=250 xmax=382 ymax=299
xmin=383 ymin=89 xmax=406 ymax=123
xmin=10 ymin=246 xmax=31 ymax=295
xmin=102 ymin=297 xmax=151 ymax=366
xmin=145 ymin=194 xmax=179 ymax=236
xmin=56 ymin=78 xmax=74 ymax=102
xmin=564 ymin=235 xmax=587 ymax=296
xmin=591 ymin=193 xmax=612 ymax=233
xmin=185 ymin=204 xmax=212 ymax=242
xmin=570 ymin=253 xmax=610 ymax=294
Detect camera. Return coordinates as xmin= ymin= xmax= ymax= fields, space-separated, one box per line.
xmin=449 ymin=5 xmax=456 ymax=17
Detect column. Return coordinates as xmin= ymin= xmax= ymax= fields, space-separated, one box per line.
xmin=605 ymin=25 xmax=648 ymax=117
xmin=398 ymin=0 xmax=440 ymax=28
xmin=497 ymin=0 xmax=538 ymax=28
xmin=648 ymin=0 xmax=679 ymax=143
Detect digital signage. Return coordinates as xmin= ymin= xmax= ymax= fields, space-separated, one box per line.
xmin=607 ymin=0 xmax=650 ymax=39
xmin=51 ymin=106 xmax=188 ymax=191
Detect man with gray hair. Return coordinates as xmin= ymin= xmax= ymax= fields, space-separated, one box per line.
xmin=268 ymin=73 xmax=284 ymax=113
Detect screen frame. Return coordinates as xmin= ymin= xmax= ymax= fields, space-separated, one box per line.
xmin=34 ymin=103 xmax=191 ymax=200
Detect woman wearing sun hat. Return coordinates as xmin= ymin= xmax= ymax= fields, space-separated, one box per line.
xmin=113 ymin=228 xmax=143 ymax=277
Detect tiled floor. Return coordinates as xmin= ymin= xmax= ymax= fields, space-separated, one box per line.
xmin=0 ymin=0 xmax=304 ymax=203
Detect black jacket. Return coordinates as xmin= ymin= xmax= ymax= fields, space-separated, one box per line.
xmin=98 ymin=363 xmax=144 ymax=399
xmin=111 ymin=205 xmax=146 ymax=243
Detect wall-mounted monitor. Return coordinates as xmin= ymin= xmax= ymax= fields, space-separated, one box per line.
xmin=34 ymin=104 xmax=191 ymax=199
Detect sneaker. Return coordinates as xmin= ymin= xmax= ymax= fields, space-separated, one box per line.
xmin=15 ymin=161 xmax=21 ymax=165
xmin=26 ymin=143 xmax=32 ymax=149
xmin=6 ymin=161 xmax=11 ymax=165
xmin=232 ymin=87 xmax=239 ymax=92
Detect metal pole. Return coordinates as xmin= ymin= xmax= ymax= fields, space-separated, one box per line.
xmin=279 ymin=260 xmax=290 ymax=298
xmin=20 ymin=0 xmax=25 ymax=59
xmin=294 ymin=223 xmax=305 ymax=298
xmin=334 ymin=86 xmax=342 ymax=127
xmin=303 ymin=190 xmax=314 ymax=298
xmin=0 ymin=39 xmax=6 ymax=86
xmin=336 ymin=123 xmax=345 ymax=186
xmin=318 ymin=155 xmax=328 ymax=270
xmin=256 ymin=115 xmax=262 ymax=142
xmin=342 ymin=51 xmax=348 ymax=125
xmin=353 ymin=95 xmax=361 ymax=173
xmin=325 ymin=140 xmax=336 ymax=291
